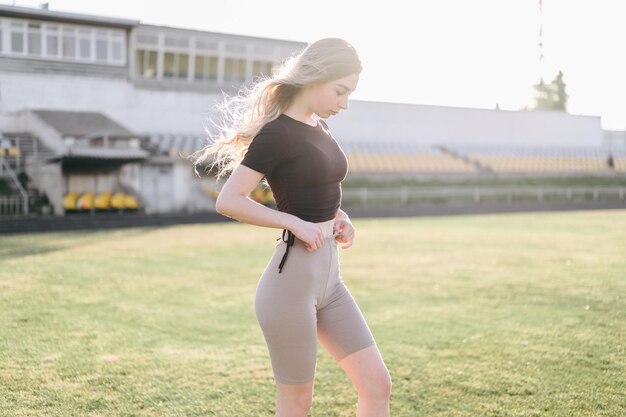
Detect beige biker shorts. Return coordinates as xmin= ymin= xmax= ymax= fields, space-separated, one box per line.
xmin=254 ymin=218 xmax=377 ymax=384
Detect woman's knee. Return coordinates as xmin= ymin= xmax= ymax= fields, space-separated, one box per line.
xmin=360 ymin=368 xmax=392 ymax=400
xmin=276 ymin=381 xmax=314 ymax=415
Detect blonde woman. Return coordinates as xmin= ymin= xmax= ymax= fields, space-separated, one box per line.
xmin=191 ymin=38 xmax=391 ymax=417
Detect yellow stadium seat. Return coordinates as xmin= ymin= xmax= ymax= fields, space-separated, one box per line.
xmin=77 ymin=192 xmax=95 ymax=210
xmin=124 ymin=194 xmax=139 ymax=209
xmin=63 ymin=192 xmax=79 ymax=211
xmin=111 ymin=192 xmax=126 ymax=209
xmin=94 ymin=192 xmax=112 ymax=209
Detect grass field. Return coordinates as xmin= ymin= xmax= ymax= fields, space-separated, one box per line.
xmin=1 ymin=209 xmax=625 ymax=417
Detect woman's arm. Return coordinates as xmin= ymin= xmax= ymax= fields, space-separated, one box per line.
xmin=333 ymin=207 xmax=355 ymax=249
xmin=215 ymin=164 xmax=299 ymax=230
xmin=335 ymin=207 xmax=350 ymax=221
xmin=215 ymin=164 xmax=326 ymax=251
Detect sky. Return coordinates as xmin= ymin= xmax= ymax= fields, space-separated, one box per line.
xmin=4 ymin=0 xmax=626 ymax=130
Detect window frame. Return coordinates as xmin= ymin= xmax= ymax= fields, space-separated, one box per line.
xmin=0 ymin=17 xmax=126 ymax=66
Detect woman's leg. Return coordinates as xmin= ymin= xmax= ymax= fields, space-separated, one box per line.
xmin=335 ymin=344 xmax=392 ymax=417
xmin=316 ymin=271 xmax=392 ymax=416
xmin=318 ymin=330 xmax=392 ymax=417
xmin=275 ymin=379 xmax=315 ymax=417
xmin=255 ymin=235 xmax=325 ymax=416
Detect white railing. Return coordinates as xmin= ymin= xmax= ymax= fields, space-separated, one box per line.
xmin=0 ymin=157 xmax=29 ymax=215
xmin=342 ymin=185 xmax=626 ymax=206
xmin=0 ymin=195 xmax=28 ymax=215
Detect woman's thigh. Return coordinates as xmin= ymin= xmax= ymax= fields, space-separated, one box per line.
xmin=336 ymin=344 xmax=391 ymax=396
xmin=254 ymin=241 xmax=323 ymax=384
xmin=316 ymin=281 xmax=377 ymax=363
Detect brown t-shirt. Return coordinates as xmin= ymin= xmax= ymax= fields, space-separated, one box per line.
xmin=239 ymin=113 xmax=348 ymax=222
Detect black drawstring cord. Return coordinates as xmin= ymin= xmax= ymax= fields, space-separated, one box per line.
xmin=277 ymin=229 xmax=295 ymax=273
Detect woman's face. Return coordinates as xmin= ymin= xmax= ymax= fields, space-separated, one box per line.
xmin=308 ymin=72 xmax=359 ymax=119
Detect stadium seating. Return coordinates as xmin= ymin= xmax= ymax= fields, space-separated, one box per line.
xmin=338 ymin=141 xmax=623 ymax=174
xmin=341 ymin=141 xmax=476 ymax=173
xmin=63 ymin=191 xmax=140 ymax=211
xmin=451 ymin=145 xmax=622 ymax=173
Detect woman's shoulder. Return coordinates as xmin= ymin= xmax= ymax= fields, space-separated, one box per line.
xmin=255 ymin=117 xmax=290 ymax=141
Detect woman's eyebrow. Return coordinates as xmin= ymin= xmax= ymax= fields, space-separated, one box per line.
xmin=337 ymin=83 xmax=354 ymax=92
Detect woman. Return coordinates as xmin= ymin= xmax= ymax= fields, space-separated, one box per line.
xmin=190 ymin=38 xmax=391 ymax=417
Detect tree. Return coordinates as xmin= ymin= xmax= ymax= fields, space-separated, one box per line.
xmin=530 ymin=70 xmax=569 ymax=111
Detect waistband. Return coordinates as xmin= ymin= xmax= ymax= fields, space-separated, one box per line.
xmin=315 ymin=218 xmax=336 ymax=238
xmin=277 ymin=217 xmax=337 ymax=274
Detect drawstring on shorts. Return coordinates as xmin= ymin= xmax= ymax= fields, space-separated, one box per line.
xmin=277 ymin=229 xmax=295 ymax=273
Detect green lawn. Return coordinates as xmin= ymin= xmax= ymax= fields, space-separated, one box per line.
xmin=1 ymin=210 xmax=625 ymax=417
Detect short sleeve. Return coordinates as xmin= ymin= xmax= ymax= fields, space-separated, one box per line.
xmin=240 ymin=121 xmax=288 ymax=177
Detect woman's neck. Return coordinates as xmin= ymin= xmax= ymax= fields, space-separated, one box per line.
xmin=283 ymin=101 xmax=317 ymax=127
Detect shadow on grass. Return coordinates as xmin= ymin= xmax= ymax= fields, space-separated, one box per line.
xmin=0 ymin=227 xmax=159 ymax=261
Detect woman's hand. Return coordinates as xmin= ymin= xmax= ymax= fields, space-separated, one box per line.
xmin=291 ymin=220 xmax=326 ymax=252
xmin=333 ymin=211 xmax=355 ymax=249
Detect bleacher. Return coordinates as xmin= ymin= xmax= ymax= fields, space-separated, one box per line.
xmin=452 ymin=145 xmax=622 ymax=173
xmin=339 ymin=141 xmax=622 ymax=175
xmin=148 ymin=133 xmax=207 ymax=157
xmin=341 ymin=141 xmax=477 ymax=174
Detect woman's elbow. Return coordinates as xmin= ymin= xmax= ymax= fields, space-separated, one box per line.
xmin=215 ymin=195 xmax=230 ymax=215
xmin=215 ymin=193 xmax=241 ymax=215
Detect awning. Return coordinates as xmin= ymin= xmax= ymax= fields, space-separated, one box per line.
xmin=47 ymin=147 xmax=149 ymax=170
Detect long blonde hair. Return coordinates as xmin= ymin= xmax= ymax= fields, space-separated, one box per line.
xmin=188 ymin=37 xmax=362 ymax=183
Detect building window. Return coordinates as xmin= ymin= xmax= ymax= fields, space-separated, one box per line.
xmin=62 ymin=26 xmax=76 ymax=58
xmin=178 ymin=54 xmax=189 ymax=79
xmin=135 ymin=49 xmax=157 ymax=78
xmin=78 ymin=28 xmax=91 ymax=59
xmin=253 ymin=60 xmax=273 ymax=78
xmin=224 ymin=57 xmax=247 ymax=84
xmin=195 ymin=38 xmax=218 ymax=53
xmin=163 ymin=52 xmax=189 ymax=79
xmin=0 ymin=18 xmax=126 ymax=65
xmin=131 ymin=31 xmax=282 ymax=87
xmin=136 ymin=33 xmax=158 ymax=45
xmin=46 ymin=25 xmax=59 ymax=57
xmin=164 ymin=35 xmax=189 ymax=48
xmin=95 ymin=30 xmax=108 ymax=61
xmin=27 ymin=22 xmax=42 ymax=55
xmin=10 ymin=21 xmax=25 ymax=54
xmin=111 ymin=32 xmax=123 ymax=62
xmin=194 ymin=55 xmax=218 ymax=81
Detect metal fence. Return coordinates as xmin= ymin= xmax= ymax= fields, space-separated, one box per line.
xmin=342 ymin=185 xmax=626 ymax=206
xmin=0 ymin=195 xmax=28 ymax=215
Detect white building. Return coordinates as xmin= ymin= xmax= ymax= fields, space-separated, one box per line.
xmin=0 ymin=4 xmax=304 ymax=215
xmin=0 ymin=4 xmax=618 ymax=216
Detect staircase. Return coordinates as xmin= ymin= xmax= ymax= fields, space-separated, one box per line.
xmin=0 ymin=157 xmax=29 ymax=215
xmin=437 ymin=145 xmax=494 ymax=173
xmin=0 ymin=132 xmax=57 ymax=216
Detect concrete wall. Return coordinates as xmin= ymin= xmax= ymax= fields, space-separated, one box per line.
xmin=1 ymin=71 xmax=605 ymax=149
xmin=0 ymin=72 xmax=222 ymax=135
xmin=324 ymin=100 xmax=604 ymax=148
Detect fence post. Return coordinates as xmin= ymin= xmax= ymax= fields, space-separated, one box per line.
xmin=593 ymin=187 xmax=599 ymax=200
xmin=400 ymin=187 xmax=408 ymax=205
xmin=474 ymin=187 xmax=480 ymax=203
xmin=359 ymin=187 xmax=367 ymax=205
xmin=538 ymin=186 xmax=543 ymax=202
